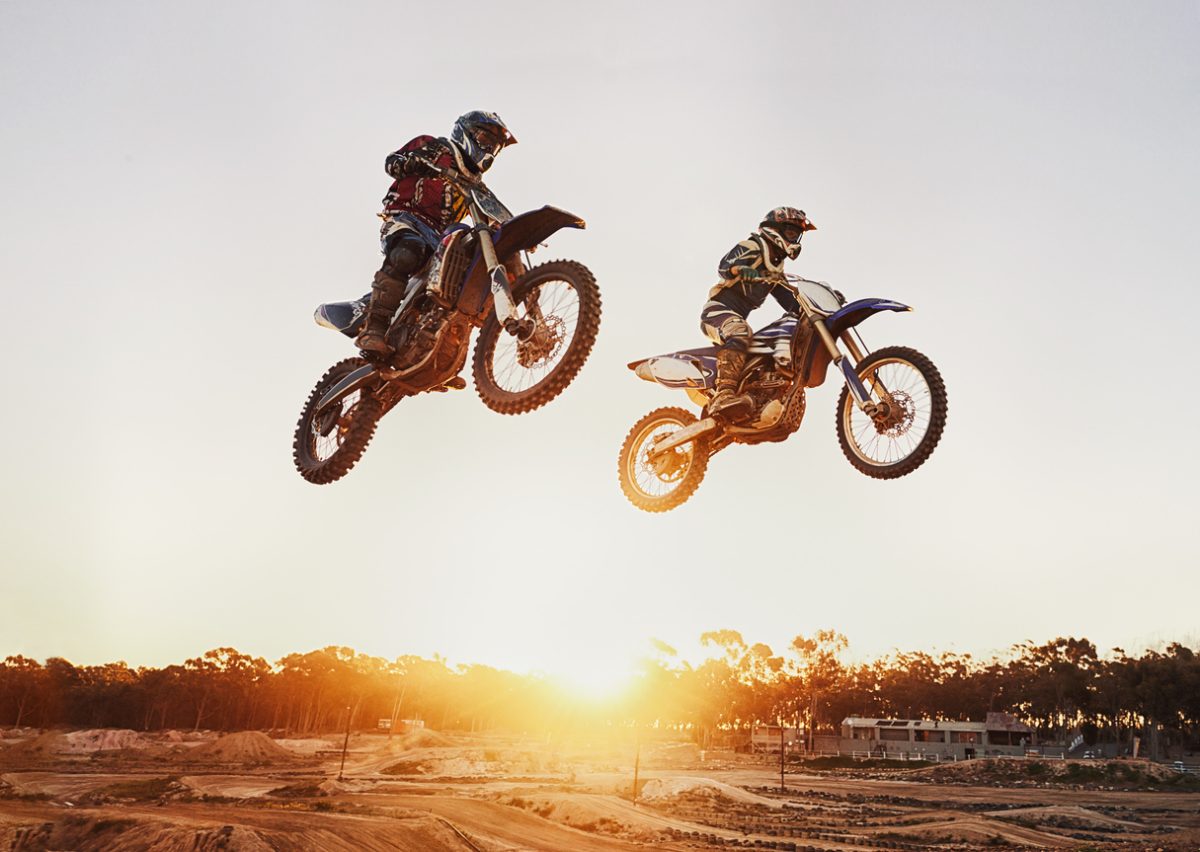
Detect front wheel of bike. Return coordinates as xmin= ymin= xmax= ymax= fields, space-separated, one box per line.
xmin=472 ymin=260 xmax=601 ymax=415
xmin=293 ymin=358 xmax=383 ymax=484
xmin=618 ymin=407 xmax=710 ymax=512
xmin=835 ymin=346 xmax=947 ymax=479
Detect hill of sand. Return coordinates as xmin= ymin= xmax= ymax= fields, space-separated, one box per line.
xmin=0 ymin=732 xmax=67 ymax=762
xmin=384 ymin=728 xmax=458 ymax=750
xmin=0 ymin=808 xmax=483 ymax=851
xmin=639 ymin=776 xmax=783 ymax=807
xmin=183 ymin=732 xmax=296 ymax=765
xmin=61 ymin=729 xmax=153 ymax=753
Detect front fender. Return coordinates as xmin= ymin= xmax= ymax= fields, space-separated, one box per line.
xmin=825 ymin=298 xmax=911 ymax=338
xmin=456 ymin=206 xmax=586 ymax=320
xmin=315 ymin=364 xmax=379 ymax=414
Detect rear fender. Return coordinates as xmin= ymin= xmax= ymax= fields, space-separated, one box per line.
xmin=456 ymin=206 xmax=586 ymax=320
xmin=628 ymin=352 xmax=716 ymax=390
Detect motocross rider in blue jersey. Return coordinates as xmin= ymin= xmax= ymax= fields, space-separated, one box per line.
xmin=700 ymin=206 xmax=818 ymax=419
xmin=356 ymin=111 xmax=517 ymax=356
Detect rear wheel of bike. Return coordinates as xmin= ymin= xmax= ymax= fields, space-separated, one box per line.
xmin=293 ymin=357 xmax=383 ymax=484
xmin=618 ymin=407 xmax=710 ymax=512
xmin=472 ymin=260 xmax=601 ymax=415
xmin=836 ymin=346 xmax=947 ymax=479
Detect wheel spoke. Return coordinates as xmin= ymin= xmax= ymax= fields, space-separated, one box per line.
xmin=844 ymin=356 xmax=935 ymax=467
xmin=487 ymin=278 xmax=582 ymax=393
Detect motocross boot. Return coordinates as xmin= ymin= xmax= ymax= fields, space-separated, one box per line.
xmin=708 ymin=346 xmax=754 ymax=421
xmin=356 ymin=270 xmax=406 ymax=356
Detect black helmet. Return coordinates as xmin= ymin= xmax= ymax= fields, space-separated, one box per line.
xmin=760 ymin=206 xmax=817 ymax=260
xmin=450 ymin=111 xmax=517 ymax=174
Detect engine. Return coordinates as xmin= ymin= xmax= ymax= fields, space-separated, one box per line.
xmin=735 ymin=369 xmax=806 ymax=443
xmin=386 ymin=298 xmax=448 ymax=373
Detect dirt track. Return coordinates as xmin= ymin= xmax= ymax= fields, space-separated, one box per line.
xmin=2 ymin=730 xmax=1198 ymax=850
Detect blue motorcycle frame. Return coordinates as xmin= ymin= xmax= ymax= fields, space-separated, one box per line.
xmin=619 ymin=275 xmax=947 ymax=512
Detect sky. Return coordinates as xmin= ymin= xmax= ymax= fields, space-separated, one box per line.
xmin=2 ymin=1 xmax=1198 ymax=693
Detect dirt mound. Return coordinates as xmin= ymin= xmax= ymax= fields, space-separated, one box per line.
xmin=381 ymin=750 xmax=491 ymax=777
xmin=384 ymin=728 xmax=457 ymax=750
xmin=639 ymin=776 xmax=781 ymax=807
xmin=184 ymin=732 xmax=297 ymax=765
xmin=61 ymin=729 xmax=152 ymax=753
xmin=1 ymin=815 xmax=274 ymax=851
xmin=504 ymin=790 xmax=702 ymax=841
xmin=877 ymin=813 xmax=1087 ymax=847
xmin=0 ymin=732 xmax=68 ymax=761
xmin=0 ymin=809 xmax=485 ymax=851
xmin=985 ymin=803 xmax=1144 ymax=829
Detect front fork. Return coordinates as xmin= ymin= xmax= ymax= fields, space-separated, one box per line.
xmin=812 ymin=318 xmax=882 ymax=418
xmin=475 ymin=225 xmax=533 ymax=339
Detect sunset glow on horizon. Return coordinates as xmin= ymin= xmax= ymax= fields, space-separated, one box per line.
xmin=2 ymin=1 xmax=1198 ymax=685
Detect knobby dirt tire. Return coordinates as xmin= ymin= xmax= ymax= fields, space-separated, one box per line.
xmin=472 ymin=259 xmax=601 ymax=415
xmin=618 ymin=407 xmax=710 ymax=513
xmin=835 ymin=345 xmax=947 ymax=480
xmin=293 ymin=357 xmax=384 ymax=485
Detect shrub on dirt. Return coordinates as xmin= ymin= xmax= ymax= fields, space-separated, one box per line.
xmin=93 ymin=776 xmax=182 ymax=801
xmin=268 ymin=781 xmax=327 ymax=798
xmin=1064 ymin=763 xmax=1105 ymax=782
xmin=381 ymin=759 xmax=428 ymax=775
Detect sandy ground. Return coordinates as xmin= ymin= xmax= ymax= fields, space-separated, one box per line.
xmin=1 ymin=729 xmax=1197 ymax=850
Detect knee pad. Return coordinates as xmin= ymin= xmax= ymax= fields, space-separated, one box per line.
xmin=384 ymin=236 xmax=431 ymax=277
xmin=720 ymin=324 xmax=751 ymax=351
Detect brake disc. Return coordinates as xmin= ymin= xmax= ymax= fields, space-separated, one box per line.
xmin=516 ymin=315 xmax=566 ymax=368
xmin=874 ymin=391 xmax=916 ymax=437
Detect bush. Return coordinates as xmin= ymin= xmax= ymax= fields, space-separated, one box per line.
xmin=95 ymin=777 xmax=180 ymax=800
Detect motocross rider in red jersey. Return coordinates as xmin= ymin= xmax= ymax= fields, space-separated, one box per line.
xmin=700 ymin=207 xmax=818 ymax=419
xmin=356 ymin=111 xmax=517 ymax=356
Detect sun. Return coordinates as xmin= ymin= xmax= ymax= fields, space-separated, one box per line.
xmin=550 ymin=658 xmax=637 ymax=702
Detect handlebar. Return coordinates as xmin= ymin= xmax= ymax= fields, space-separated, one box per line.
xmin=411 ymin=155 xmax=481 ymax=188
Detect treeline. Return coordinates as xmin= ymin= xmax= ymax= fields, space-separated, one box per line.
xmin=2 ymin=633 xmax=1197 ymax=754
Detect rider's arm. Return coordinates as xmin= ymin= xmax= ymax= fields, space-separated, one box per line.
xmin=384 ymin=135 xmax=444 ymax=179
xmin=718 ymin=239 xmax=765 ymax=281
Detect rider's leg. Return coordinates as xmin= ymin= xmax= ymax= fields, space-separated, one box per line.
xmin=700 ymin=301 xmax=754 ymax=419
xmin=712 ymin=338 xmax=754 ymax=419
xmin=356 ymin=232 xmax=432 ymax=355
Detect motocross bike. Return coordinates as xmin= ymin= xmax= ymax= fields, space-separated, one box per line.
xmin=618 ymin=275 xmax=947 ymax=512
xmin=294 ymin=160 xmax=601 ymax=484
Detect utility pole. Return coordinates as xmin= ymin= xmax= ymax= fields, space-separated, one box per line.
xmin=338 ymin=705 xmax=352 ymax=781
xmin=809 ymin=691 xmax=817 ymax=754
xmin=779 ymin=715 xmax=785 ymax=792
xmin=631 ymin=731 xmax=641 ymax=805
xmin=388 ymin=684 xmax=406 ymax=742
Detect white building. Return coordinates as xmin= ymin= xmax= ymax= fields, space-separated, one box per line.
xmin=838 ymin=712 xmax=1036 ymax=759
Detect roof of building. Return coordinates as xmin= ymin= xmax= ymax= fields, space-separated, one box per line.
xmin=842 ymin=715 xmax=1032 ymax=733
